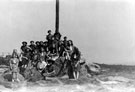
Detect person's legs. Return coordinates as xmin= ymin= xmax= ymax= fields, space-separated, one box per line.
xmin=16 ymin=72 xmax=20 ymax=82
xmin=41 ymin=69 xmax=46 ymax=80
xmin=68 ymin=65 xmax=74 ymax=79
xmin=73 ymin=70 xmax=79 ymax=80
xmin=76 ymin=63 xmax=81 ymax=79
xmin=73 ymin=71 xmax=76 ymax=80
xmin=76 ymin=71 xmax=79 ymax=79
xmin=12 ymin=72 xmax=16 ymax=82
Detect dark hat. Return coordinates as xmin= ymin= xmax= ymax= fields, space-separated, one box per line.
xmin=30 ymin=40 xmax=34 ymax=43
xmin=22 ymin=41 xmax=27 ymax=44
xmin=36 ymin=41 xmax=39 ymax=44
xmin=64 ymin=36 xmax=67 ymax=39
xmin=48 ymin=30 xmax=51 ymax=33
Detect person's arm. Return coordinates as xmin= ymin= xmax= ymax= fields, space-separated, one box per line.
xmin=16 ymin=59 xmax=19 ymax=67
xmin=21 ymin=53 xmax=28 ymax=60
xmin=20 ymin=46 xmax=25 ymax=54
xmin=47 ymin=70 xmax=55 ymax=75
xmin=18 ymin=53 xmax=22 ymax=61
xmin=75 ymin=47 xmax=81 ymax=60
xmin=46 ymin=51 xmax=50 ymax=58
xmin=43 ymin=65 xmax=56 ymax=76
xmin=46 ymin=47 xmax=49 ymax=52
xmin=9 ymin=59 xmax=12 ymax=70
xmin=43 ymin=70 xmax=56 ymax=77
xmin=46 ymin=35 xmax=49 ymax=41
xmin=27 ymin=46 xmax=32 ymax=50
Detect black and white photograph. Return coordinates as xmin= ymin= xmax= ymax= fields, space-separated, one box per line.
xmin=0 ymin=0 xmax=134 ymax=92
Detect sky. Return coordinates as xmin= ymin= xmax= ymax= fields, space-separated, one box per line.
xmin=0 ymin=0 xmax=134 ymax=65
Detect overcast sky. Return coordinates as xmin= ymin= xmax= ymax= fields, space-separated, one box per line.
xmin=0 ymin=0 xmax=134 ymax=65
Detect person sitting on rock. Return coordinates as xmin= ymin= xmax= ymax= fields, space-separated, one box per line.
xmin=53 ymin=31 xmax=61 ymax=41
xmin=43 ymin=41 xmax=49 ymax=53
xmin=20 ymin=41 xmax=31 ymax=59
xmin=20 ymin=47 xmax=31 ymax=70
xmin=48 ymin=37 xmax=58 ymax=56
xmin=32 ymin=49 xmax=40 ymax=67
xmin=58 ymin=40 xmax=65 ymax=57
xmin=52 ymin=36 xmax=59 ymax=55
xmin=37 ymin=47 xmax=47 ymax=73
xmin=67 ymin=40 xmax=81 ymax=80
xmin=29 ymin=41 xmax=36 ymax=54
xmin=35 ymin=41 xmax=40 ymax=52
xmin=21 ymin=41 xmax=28 ymax=54
xmin=39 ymin=41 xmax=44 ymax=52
xmin=43 ymin=59 xmax=56 ymax=77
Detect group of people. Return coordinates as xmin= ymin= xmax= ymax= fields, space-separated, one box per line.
xmin=9 ymin=30 xmax=82 ymax=82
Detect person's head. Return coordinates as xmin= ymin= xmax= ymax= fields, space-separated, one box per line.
xmin=59 ymin=40 xmax=63 ymax=46
xmin=12 ymin=53 xmax=17 ymax=58
xmin=48 ymin=30 xmax=51 ymax=34
xmin=22 ymin=41 xmax=27 ymax=46
xmin=68 ymin=40 xmax=73 ymax=46
xmin=64 ymin=36 xmax=67 ymax=40
xmin=13 ymin=49 xmax=17 ymax=53
xmin=40 ymin=41 xmax=44 ymax=45
xmin=36 ymin=41 xmax=40 ymax=45
xmin=12 ymin=49 xmax=18 ymax=58
xmin=43 ymin=41 xmax=48 ymax=46
xmin=30 ymin=41 xmax=34 ymax=45
xmin=34 ymin=49 xmax=38 ymax=54
xmin=41 ymin=47 xmax=45 ymax=52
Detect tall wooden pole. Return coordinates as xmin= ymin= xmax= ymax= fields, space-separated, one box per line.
xmin=55 ymin=0 xmax=59 ymax=33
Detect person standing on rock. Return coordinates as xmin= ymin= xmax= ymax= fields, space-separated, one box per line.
xmin=63 ymin=36 xmax=68 ymax=49
xmin=67 ymin=40 xmax=81 ymax=80
xmin=46 ymin=30 xmax=53 ymax=47
xmin=9 ymin=49 xmax=20 ymax=82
